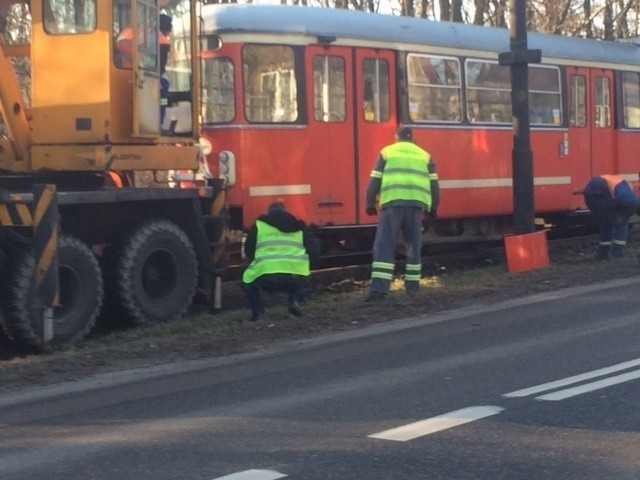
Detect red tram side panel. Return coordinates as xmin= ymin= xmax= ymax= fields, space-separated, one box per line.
xmin=196 ymin=5 xmax=640 ymax=243
xmin=354 ymin=48 xmax=398 ymax=225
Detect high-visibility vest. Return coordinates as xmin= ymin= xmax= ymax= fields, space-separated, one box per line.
xmin=116 ymin=29 xmax=170 ymax=69
xmin=242 ymin=220 xmax=310 ymax=283
xmin=116 ymin=28 xmax=134 ymax=68
xmin=159 ymin=32 xmax=170 ymax=46
xmin=378 ymin=141 xmax=432 ymax=209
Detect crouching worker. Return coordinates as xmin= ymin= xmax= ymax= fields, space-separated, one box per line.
xmin=242 ymin=202 xmax=321 ymax=322
xmin=583 ymin=174 xmax=640 ymax=259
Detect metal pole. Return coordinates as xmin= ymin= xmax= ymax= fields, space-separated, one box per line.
xmin=499 ymin=0 xmax=541 ymax=235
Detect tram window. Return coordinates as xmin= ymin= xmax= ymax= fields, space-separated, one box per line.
xmin=44 ymin=0 xmax=96 ymax=34
xmin=465 ymin=60 xmax=510 ymax=124
xmin=243 ymin=45 xmax=298 ymax=123
xmin=313 ymin=56 xmax=346 ymax=122
xmin=202 ymin=58 xmax=235 ymax=124
xmin=407 ymin=54 xmax=461 ymax=123
xmin=528 ymin=65 xmax=561 ymax=126
xmin=570 ymin=75 xmax=587 ymax=128
xmin=622 ymin=72 xmax=640 ymax=129
xmin=595 ymin=77 xmax=611 ymax=128
xmin=362 ymin=58 xmax=390 ymax=122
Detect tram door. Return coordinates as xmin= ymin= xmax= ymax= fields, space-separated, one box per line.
xmin=567 ymin=67 xmax=616 ymax=208
xmin=354 ymin=49 xmax=397 ymax=224
xmin=306 ymin=45 xmax=356 ymax=225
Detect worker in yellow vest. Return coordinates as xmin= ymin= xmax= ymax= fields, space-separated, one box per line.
xmin=365 ymin=126 xmax=440 ymax=301
xmin=242 ymin=202 xmax=321 ymax=322
xmin=583 ymin=174 xmax=640 ymax=259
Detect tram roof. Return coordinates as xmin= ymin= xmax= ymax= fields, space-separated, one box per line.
xmin=200 ymin=4 xmax=640 ymax=67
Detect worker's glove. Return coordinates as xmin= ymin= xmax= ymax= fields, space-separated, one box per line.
xmin=366 ymin=206 xmax=377 ymax=216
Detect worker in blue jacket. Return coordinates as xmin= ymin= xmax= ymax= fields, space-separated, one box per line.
xmin=242 ymin=202 xmax=321 ymax=321
xmin=583 ymin=174 xmax=640 ymax=259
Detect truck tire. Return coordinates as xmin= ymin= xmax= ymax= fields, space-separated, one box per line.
xmin=115 ymin=220 xmax=197 ymax=325
xmin=1 ymin=236 xmax=103 ymax=350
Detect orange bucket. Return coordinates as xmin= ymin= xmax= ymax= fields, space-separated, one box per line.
xmin=504 ymin=230 xmax=550 ymax=273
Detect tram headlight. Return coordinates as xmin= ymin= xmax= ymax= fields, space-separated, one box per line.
xmin=218 ymin=150 xmax=236 ymax=187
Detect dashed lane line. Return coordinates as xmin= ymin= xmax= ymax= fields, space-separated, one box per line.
xmin=503 ymin=357 xmax=640 ymax=398
xmin=535 ymin=368 xmax=640 ymax=401
xmin=368 ymin=405 xmax=504 ymax=442
xmin=211 ymin=470 xmax=287 ymax=480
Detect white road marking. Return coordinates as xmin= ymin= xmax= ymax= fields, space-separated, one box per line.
xmin=368 ymin=406 xmax=504 ymax=442
xmin=211 ymin=469 xmax=288 ymax=480
xmin=503 ymin=357 xmax=640 ymax=398
xmin=536 ymin=368 xmax=640 ymax=401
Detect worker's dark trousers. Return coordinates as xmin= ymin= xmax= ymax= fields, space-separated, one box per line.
xmin=585 ymin=179 xmax=636 ymax=258
xmin=370 ymin=205 xmax=423 ymax=295
xmin=243 ymin=274 xmax=308 ymax=316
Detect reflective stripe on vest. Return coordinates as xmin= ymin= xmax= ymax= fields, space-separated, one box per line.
xmin=379 ymin=142 xmax=432 ymax=208
xmin=242 ymin=220 xmax=310 ymax=283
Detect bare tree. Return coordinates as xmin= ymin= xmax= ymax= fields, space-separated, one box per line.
xmin=438 ymin=0 xmax=450 ymax=20
xmin=583 ymin=0 xmax=593 ymax=37
xmin=472 ymin=0 xmax=489 ymax=25
xmin=417 ymin=0 xmax=429 ymax=19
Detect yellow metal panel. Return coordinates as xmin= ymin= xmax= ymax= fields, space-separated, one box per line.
xmin=0 ymin=138 xmax=23 ymax=171
xmin=31 ymin=144 xmax=200 ymax=171
xmin=0 ymin=203 xmax=33 ymax=226
xmin=15 ymin=203 xmax=32 ymax=224
xmin=0 ymin=206 xmax=13 ymax=225
xmin=31 ymin=24 xmax=111 ymax=144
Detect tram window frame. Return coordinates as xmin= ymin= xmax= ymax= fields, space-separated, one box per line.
xmin=621 ymin=71 xmax=640 ymax=129
xmin=594 ymin=76 xmax=611 ymax=128
xmin=44 ymin=0 xmax=97 ymax=35
xmin=570 ymin=74 xmax=587 ymax=128
xmin=362 ymin=58 xmax=390 ymax=123
xmin=528 ymin=65 xmax=562 ymax=126
xmin=202 ymin=56 xmax=235 ymax=124
xmin=313 ymin=55 xmax=346 ymax=123
xmin=465 ymin=59 xmax=511 ymax=124
xmin=406 ymin=53 xmax=462 ymax=123
xmin=242 ymin=44 xmax=299 ymax=124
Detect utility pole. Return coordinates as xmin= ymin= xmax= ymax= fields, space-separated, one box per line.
xmin=498 ymin=0 xmax=541 ymax=234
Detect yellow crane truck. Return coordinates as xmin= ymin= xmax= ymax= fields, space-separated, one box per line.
xmin=0 ymin=0 xmax=226 ymax=351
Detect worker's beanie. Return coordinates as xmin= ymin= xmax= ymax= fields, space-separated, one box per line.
xmin=268 ymin=201 xmax=286 ymax=213
xmin=397 ymin=126 xmax=413 ymax=141
xmin=160 ymin=14 xmax=172 ymax=33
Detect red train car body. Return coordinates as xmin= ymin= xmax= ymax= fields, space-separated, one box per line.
xmin=176 ymin=5 xmax=640 ymax=245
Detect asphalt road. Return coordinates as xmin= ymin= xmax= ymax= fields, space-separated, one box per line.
xmin=1 ymin=278 xmax=639 ymax=480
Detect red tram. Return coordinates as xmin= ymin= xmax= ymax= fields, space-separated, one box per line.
xmin=171 ymin=5 xmax=640 ymax=247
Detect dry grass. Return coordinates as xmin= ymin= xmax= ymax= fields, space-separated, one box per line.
xmin=1 ymin=238 xmax=639 ymax=394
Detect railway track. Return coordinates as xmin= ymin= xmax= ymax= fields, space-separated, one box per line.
xmin=220 ymin=232 xmax=602 ymax=311
xmin=0 ymin=232 xmax=602 ymax=360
